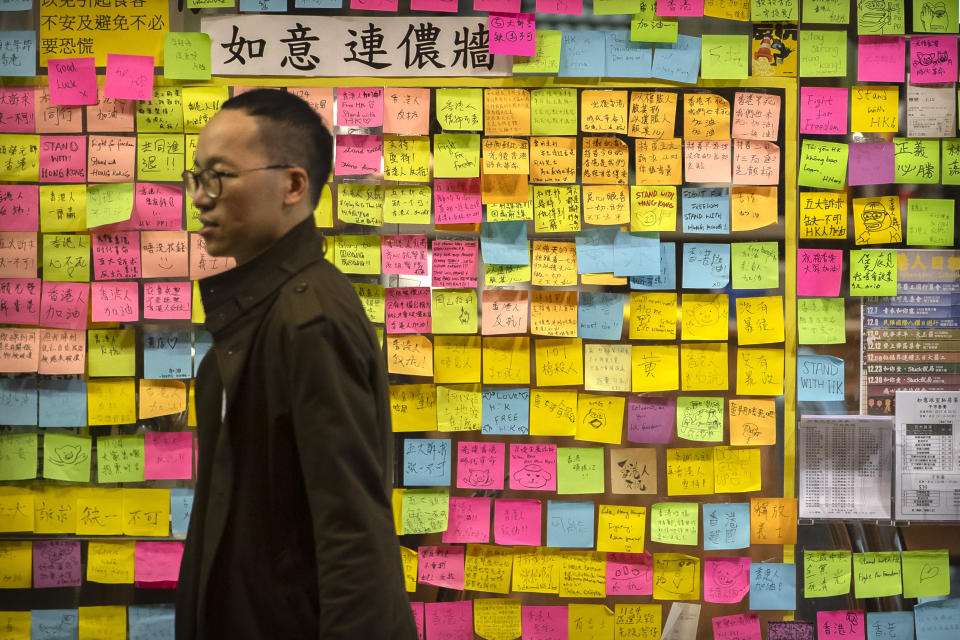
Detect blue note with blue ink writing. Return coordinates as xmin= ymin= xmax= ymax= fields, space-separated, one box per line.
xmin=38 ymin=378 xmax=85 ymax=428
xmin=614 ymin=230 xmax=659 ymax=276
xmin=403 ymin=438 xmax=451 ymax=486
xmin=797 ymin=355 xmax=844 ymax=402
xmin=143 ymin=330 xmax=192 ymax=380
xmin=578 ymin=292 xmax=624 ymax=341
xmin=630 ymin=242 xmax=676 ymax=290
xmin=681 ymin=242 xmax=730 ymax=289
xmin=703 ymin=502 xmax=750 ymax=550
xmin=481 ymin=220 xmax=529 ymax=266
xmin=651 ymin=35 xmax=701 ymax=85
xmin=31 ymin=609 xmax=78 ymax=640
xmin=605 ymin=31 xmax=653 ymax=79
xmin=575 ymin=227 xmax=618 ymax=274
xmin=481 ymin=387 xmax=530 ymax=435
xmin=559 ymin=31 xmax=606 ymax=77
xmin=546 ymin=500 xmax=595 ymax=548
xmin=866 ymin=611 xmax=914 ymax=640
xmin=682 ymin=188 xmax=730 ymax=234
xmin=749 ymin=563 xmax=796 ymax=611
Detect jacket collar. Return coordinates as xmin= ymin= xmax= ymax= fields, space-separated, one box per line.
xmin=199 ymin=216 xmax=324 ymax=334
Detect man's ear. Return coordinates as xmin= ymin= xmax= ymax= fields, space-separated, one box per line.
xmin=283 ymin=167 xmax=309 ymax=207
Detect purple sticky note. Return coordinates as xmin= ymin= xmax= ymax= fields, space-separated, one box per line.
xmin=144 ymin=432 xmax=193 ymax=479
xmin=434 ymin=178 xmax=482 ymax=224
xmin=522 ymin=606 xmax=568 ymax=640
xmin=425 ymin=601 xmax=472 ymax=639
xmin=456 ymin=440 xmax=505 ymax=490
xmin=489 ymin=13 xmax=536 ymax=57
xmin=385 ymin=286 xmax=432 ymax=334
xmin=606 ymin=551 xmax=653 ymax=595
xmin=0 ymin=185 xmax=39 ymax=231
xmin=627 ymin=395 xmax=675 ymax=444
xmin=33 ymin=540 xmax=81 ymax=588
xmin=0 ymin=87 xmax=35 ymax=133
xmin=768 ymin=621 xmax=815 ymax=640
xmin=431 ymin=239 xmax=478 ymax=288
xmin=0 ymin=277 xmax=40 ymax=325
xmin=40 ymin=135 xmax=86 ymax=182
xmin=40 ymin=282 xmax=88 ymax=330
xmin=493 ymin=498 xmax=542 ymax=546
xmin=911 ymin=36 xmax=958 ymax=84
xmin=134 ymin=541 xmax=183 ymax=583
xmin=476 ymin=0 xmax=520 ymax=10
xmin=442 ymin=496 xmax=491 ymax=544
xmin=799 ymin=87 xmax=848 ymax=135
xmin=104 ymin=54 xmax=155 ymax=101
xmin=509 ymin=443 xmax=557 ymax=491
xmin=858 ymin=36 xmax=905 ymax=83
xmin=417 ymin=545 xmax=465 ymax=590
xmin=410 ymin=602 xmax=425 ymax=640
xmin=797 ymin=248 xmax=843 ymax=297
xmin=47 ymin=57 xmax=97 ymax=105
xmin=334 ymin=134 xmax=383 ymax=176
xmin=848 ymin=142 xmax=894 ymax=186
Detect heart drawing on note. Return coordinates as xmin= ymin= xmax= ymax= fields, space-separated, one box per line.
xmin=920 ymin=564 xmax=939 ymax=582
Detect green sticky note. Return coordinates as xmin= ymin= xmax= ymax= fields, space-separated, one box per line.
xmin=799 ymin=30 xmax=847 ymax=76
xmin=136 ymin=87 xmax=184 ymax=133
xmin=557 ymin=446 xmax=605 ymax=494
xmin=798 ymin=139 xmax=848 ymax=190
xmin=731 ymin=242 xmax=779 ymax=289
xmin=853 ymin=552 xmax=902 ymax=599
xmin=751 ymin=0 xmax=798 ymax=21
xmin=858 ymin=0 xmax=905 ymax=34
xmin=163 ymin=32 xmax=212 ymax=80
xmin=0 ymin=433 xmax=38 ymax=481
xmin=902 ymin=549 xmax=950 ymax=598
xmin=908 ymin=198 xmax=954 ymax=246
xmin=137 ymin=134 xmax=185 ymax=182
xmin=433 ymin=134 xmax=481 ymax=179
xmin=942 ymin=139 xmax=960 ymax=185
xmin=913 ymin=0 xmax=959 ymax=32
xmin=86 ymin=183 xmax=134 ymax=229
xmin=798 ymin=298 xmax=846 ymax=344
xmin=400 ymin=489 xmax=449 ymax=535
xmin=676 ymin=396 xmax=724 ymax=441
xmin=42 ymin=432 xmax=92 ymax=483
xmin=802 ymin=0 xmax=850 ymax=23
xmin=435 ymin=88 xmax=483 ymax=132
xmin=187 ymin=0 xmax=234 ymax=7
xmin=531 ymin=88 xmax=578 ymax=136
xmin=96 ymin=435 xmax=145 ymax=483
xmin=804 ymin=550 xmax=851 ymax=597
xmin=42 ymin=234 xmax=90 ymax=283
xmin=630 ymin=6 xmax=678 ymax=43
xmin=850 ymin=249 xmax=898 ymax=296
xmin=595 ymin=0 xmax=644 ymax=13
xmin=894 ymin=138 xmax=940 ymax=183
xmin=88 ymin=329 xmax=137 ymax=378
xmin=513 ymin=30 xmax=563 ymax=75
xmin=700 ymin=35 xmax=750 ymax=79
xmin=432 ymin=289 xmax=478 ymax=334
xmin=650 ymin=502 xmax=699 ymax=545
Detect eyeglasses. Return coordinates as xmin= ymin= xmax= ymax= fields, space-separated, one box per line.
xmin=181 ymin=165 xmax=293 ymax=199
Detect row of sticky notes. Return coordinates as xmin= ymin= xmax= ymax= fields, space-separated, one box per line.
xmin=804 ymin=548 xmax=950 ymax=600
xmin=0 ymin=605 xmax=174 ymax=640
xmin=0 ymin=485 xmax=193 ymax=536
xmin=799 ymin=138 xmax=960 ymax=190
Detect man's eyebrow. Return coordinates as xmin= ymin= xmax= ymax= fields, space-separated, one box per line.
xmin=193 ymin=155 xmax=232 ymax=169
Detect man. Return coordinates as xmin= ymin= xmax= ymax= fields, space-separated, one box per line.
xmin=176 ymin=88 xmax=417 ymax=640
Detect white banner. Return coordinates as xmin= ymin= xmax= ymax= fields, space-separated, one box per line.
xmin=202 ymin=15 xmax=513 ymax=77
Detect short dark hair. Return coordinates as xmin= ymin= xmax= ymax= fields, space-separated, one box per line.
xmin=221 ymin=88 xmax=332 ymax=210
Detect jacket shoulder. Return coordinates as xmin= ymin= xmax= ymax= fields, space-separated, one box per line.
xmin=278 ymin=259 xmax=362 ymax=330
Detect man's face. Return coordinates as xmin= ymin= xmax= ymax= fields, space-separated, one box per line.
xmin=190 ymin=109 xmax=292 ymax=265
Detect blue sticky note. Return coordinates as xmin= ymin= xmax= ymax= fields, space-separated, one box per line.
xmin=143 ymin=330 xmax=192 ymax=380
xmin=481 ymin=221 xmax=529 ymax=266
xmin=613 ymin=230 xmax=659 ymax=276
xmin=651 ymin=35 xmax=701 ymax=85
xmin=240 ymin=0 xmax=287 ymax=10
xmin=403 ymin=438 xmax=451 ymax=486
xmin=749 ymin=562 xmax=796 ymax=611
xmin=604 ymin=31 xmax=652 ymax=79
xmin=129 ymin=604 xmax=175 ymax=640
xmin=546 ymin=500 xmax=595 ymax=548
xmin=193 ymin=329 xmax=213 ymax=377
xmin=481 ymin=387 xmax=529 ymax=435
xmin=630 ymin=242 xmax=676 ymax=290
xmin=170 ymin=487 xmax=194 ymax=536
xmin=703 ymin=502 xmax=750 ymax=550
xmin=914 ymin=599 xmax=960 ymax=640
xmin=575 ymin=227 xmax=618 ymax=274
xmin=578 ymin=292 xmax=624 ymax=341
xmin=0 ymin=0 xmax=32 ymax=10
xmin=31 ymin=609 xmax=78 ymax=640
xmin=867 ymin=611 xmax=915 ymax=640
xmin=797 ymin=355 xmax=844 ymax=402
xmin=294 ymin=0 xmax=342 ymax=6
xmin=0 ymin=376 xmax=36 ymax=425
xmin=559 ymin=31 xmax=606 ymax=77
xmin=681 ymin=242 xmax=730 ymax=289
xmin=682 ymin=188 xmax=730 ymax=234
xmin=0 ymin=31 xmax=36 ymax=77
xmin=38 ymin=378 xmax=85 ymax=428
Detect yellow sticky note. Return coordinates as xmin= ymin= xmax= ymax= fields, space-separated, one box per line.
xmin=799 ymin=190 xmax=847 ymax=239
xmin=680 ymin=343 xmax=729 ymax=391
xmin=474 ymin=597 xmax=521 ymax=640
xmin=330 ymin=235 xmax=381 ymax=275
xmin=705 ymin=0 xmax=751 ymax=20
xmin=634 ymin=139 xmax=683 ymax=185
xmin=902 ymin=549 xmax=950 ymax=598
xmin=512 ymin=546 xmax=561 ymax=593
xmin=486 ymin=263 xmax=531 ymax=287
xmin=121 ymin=488 xmax=170 ymax=536
xmin=583 ymin=344 xmax=631 ymax=392
xmin=629 ymin=292 xmax=677 ymax=340
xmin=191 ymin=280 xmax=205 ymax=324
xmin=596 ymin=504 xmax=646 ymax=553
xmin=336 ymin=183 xmax=384 ymax=227
xmin=87 ymin=329 xmax=135 ymax=377
xmin=533 ymin=185 xmax=581 ymax=233
xmin=736 ymin=347 xmax=784 ymax=396
xmin=852 ymin=551 xmax=902 ymax=599
xmin=383 ymin=136 xmax=430 ymax=182
xmin=731 ymin=186 xmax=778 ymax=232
xmin=653 ymin=553 xmax=700 ymax=600
xmin=386 ymin=335 xmax=433 ymax=377
xmin=559 ymin=550 xmax=607 ymax=598
xmin=530 ymin=290 xmax=578 ymax=337
xmin=353 ymin=283 xmax=385 ymax=324
xmin=582 ymin=137 xmax=629 ymax=185
xmin=728 ymin=398 xmax=776 ymax=446
xmin=437 ymin=384 xmax=482 ymax=432
xmin=0 ymin=134 xmax=40 ymax=181
xmin=614 ymin=605 xmax=662 ymax=640
xmin=392 ymin=488 xmax=404 ymax=534
xmin=187 ymin=379 xmax=197 ymax=427
xmin=750 ymin=497 xmax=798 ymax=544
xmin=0 ymin=611 xmax=29 ymax=637
xmin=631 ymin=344 xmax=679 ymax=392
xmin=482 ymin=336 xmax=530 ymax=385
xmin=683 ymin=94 xmax=731 ymax=140
xmin=383 ymin=184 xmax=431 ymax=224
xmin=0 ymin=540 xmax=31 ymax=588
xmin=34 ymin=486 xmax=77 ymax=534
xmin=582 ymin=185 xmax=629 ymax=225
xmin=581 ymin=90 xmax=629 ymax=134
xmin=576 ymin=394 xmax=625 ymax=444
xmin=568 ymin=604 xmax=614 ymax=639
xmin=714 ymin=446 xmax=762 ymax=492
xmin=464 ymin=544 xmax=513 ymax=594
xmin=389 ymin=384 xmax=437 ymax=432
xmin=400 ymin=546 xmax=417 ymax=592
xmin=42 ymin=233 xmax=90 ymax=282
xmin=182 ymin=86 xmax=229 ymax=133
xmin=681 ymin=293 xmax=728 ymax=341
xmin=436 ymin=88 xmax=483 ymax=131
xmin=79 ymin=605 xmax=126 ymax=640
xmin=530 ymin=388 xmax=578 ymax=436
xmin=484 ymin=88 xmax=532 ymax=136
xmin=432 ymin=289 xmax=478 ymax=334
xmin=0 ymin=487 xmax=34 ymax=532
xmin=139 ymin=379 xmax=187 ymax=419
xmin=136 ymin=133 xmax=185 ymax=182
xmin=75 ymin=488 xmax=124 ymax=535
xmin=535 ymin=337 xmax=583 ymax=386
xmin=630 ymin=186 xmax=677 ymax=231
xmin=87 ymin=541 xmax=135 ymax=583
xmin=433 ymin=134 xmax=480 ymax=179
xmin=666 ymin=447 xmax=716 ymax=495
xmin=313 ymin=184 xmax=333 ymax=228
xmin=530 ymin=136 xmax=577 ymax=184
xmin=629 ymin=91 xmax=678 ymax=138
xmin=487 ymin=185 xmax=534 ymax=221
xmin=40 ymin=184 xmax=87 ymax=232
xmin=433 ymin=335 xmax=481 ymax=384
xmin=736 ymin=295 xmax=785 ymax=345
xmin=853 ymin=195 xmax=902 ymax=245
xmin=850 ymin=85 xmax=898 ymax=132
xmin=482 ymin=137 xmax=529 ymax=175
xmin=87 ymin=378 xmax=136 ymax=426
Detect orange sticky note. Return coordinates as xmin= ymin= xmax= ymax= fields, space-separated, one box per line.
xmin=484 ymin=88 xmax=531 ymax=136
xmin=683 ymin=93 xmax=731 ymax=140
xmin=382 ymin=87 xmax=429 ymax=136
xmin=530 ymin=290 xmax=578 ymax=338
xmin=582 ymin=185 xmax=629 ymax=225
xmin=138 ymin=379 xmax=187 ymax=419
xmin=634 ymin=138 xmax=683 ymax=185
xmin=628 ymin=91 xmax=678 ymax=139
xmin=481 ymin=170 xmax=528 ymax=205
xmin=581 ymin=137 xmax=629 ymax=185
xmin=530 ymin=137 xmax=577 ymax=183
xmin=140 ymin=230 xmax=188 ymax=278
xmin=729 ymin=398 xmax=776 ymax=445
xmin=482 ymin=138 xmax=529 ymax=175
xmin=581 ymin=90 xmax=628 ymax=134
xmin=531 ymin=240 xmax=578 ymax=286
xmin=731 ymin=186 xmax=778 ymax=231
xmin=288 ymin=87 xmax=334 ymax=130
xmin=684 ymin=139 xmax=732 ymax=183
xmin=387 ymin=334 xmax=434 ymax=377
xmin=750 ymin=497 xmax=797 ymax=544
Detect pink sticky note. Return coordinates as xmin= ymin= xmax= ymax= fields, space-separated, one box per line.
xmin=627 ymin=396 xmax=675 ymax=444
xmin=858 ymin=36 xmax=906 ymax=83
xmin=39 ymin=135 xmax=86 ymax=182
xmin=134 ymin=542 xmax=184 ymax=583
xmin=911 ymin=36 xmax=958 ymax=84
xmin=0 ymin=277 xmax=40 ymax=325
xmin=383 ymin=88 xmax=431 ymax=136
xmin=816 ymin=611 xmax=865 ymax=640
xmin=0 ymin=328 xmax=39 ymax=373
xmin=336 ymin=87 xmax=384 ymax=128
xmin=732 ymin=140 xmax=779 ymax=186
xmin=425 ymin=601 xmax=472 ymax=639
xmin=385 ymin=286 xmax=432 ymax=334
xmin=33 ymin=540 xmax=81 ymax=588
xmin=410 ymin=603 xmax=425 ymax=640
xmin=481 ymin=289 xmax=528 ymax=335
xmin=0 ymin=231 xmax=38 ymax=278
xmin=848 ymin=142 xmax=894 ymax=186
xmin=704 ymin=556 xmax=751 ymax=603
xmin=731 ymin=92 xmax=781 ymax=142
xmin=606 ymin=551 xmax=654 ymax=595
xmin=431 ymin=240 xmax=478 ymax=288
xmin=456 ymin=440 xmax=505 ymax=490
xmin=417 ymin=545 xmax=465 ymax=590
xmin=0 ymin=87 xmax=35 ymax=133
xmin=489 ymin=13 xmax=537 ymax=57
xmin=189 ymin=233 xmax=236 ymax=280
xmin=799 ymin=87 xmax=848 ymax=135
xmin=141 ymin=230 xmax=189 ymax=279
xmin=288 ymin=87 xmax=334 ymax=130
xmin=88 ymin=135 xmax=137 ymax=183
xmin=797 ymin=248 xmax=843 ymax=297
xmin=684 ymin=140 xmax=732 ymax=184
xmin=104 ymin=54 xmax=154 ymax=102
xmin=143 ymin=281 xmax=191 ymax=320
xmin=509 ymin=443 xmax=557 ymax=491
xmin=39 ymin=281 xmax=88 ymax=330
xmin=91 ymin=281 xmax=139 ymax=323
xmin=382 ymin=235 xmax=428 ymax=276
xmin=38 ymin=328 xmax=86 ymax=375
xmin=35 ymin=87 xmax=83 ymax=134
xmin=144 ymin=432 xmax=193 ymax=479
xmin=442 ymin=496 xmax=492 ymax=543
xmin=477 ymin=0 xmax=520 ymax=9
xmin=86 ymin=86 xmax=135 ymax=133
xmin=132 ymin=183 xmax=183 ymax=230
xmin=411 ymin=0 xmax=458 ymax=10
xmin=713 ymin=613 xmax=763 ymax=640
xmin=335 ymin=134 xmax=383 ymax=176
xmin=493 ymin=498 xmax=542 ymax=546
xmin=434 ymin=178 xmax=482 ymax=224
xmin=47 ymin=57 xmax=97 ymax=106
xmin=522 ymin=606 xmax=568 ymax=640
xmin=656 ymin=0 xmax=704 ymax=16
xmin=349 ymin=0 xmax=399 ymax=9
xmin=92 ymin=232 xmax=142 ymax=280
xmin=536 ymin=0 xmax=582 ymax=14
xmin=0 ymin=185 xmax=39 ymax=231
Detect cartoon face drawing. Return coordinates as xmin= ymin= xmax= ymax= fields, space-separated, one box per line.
xmin=512 ymin=463 xmax=552 ymax=489
xmin=691 ymin=303 xmax=719 ymax=327
xmin=48 ymin=445 xmax=87 ymax=467
xmin=859 ymin=0 xmax=893 ymax=32
xmin=462 ymin=467 xmax=492 ymax=487
xmin=861 ymin=201 xmax=892 ymax=232
xmin=920 ymin=1 xmax=949 ymax=31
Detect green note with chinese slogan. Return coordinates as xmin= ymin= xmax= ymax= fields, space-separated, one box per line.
xmin=797 ymin=298 xmax=846 ymax=344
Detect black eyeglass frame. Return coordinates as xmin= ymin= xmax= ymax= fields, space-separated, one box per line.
xmin=181 ymin=164 xmax=294 ymax=199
